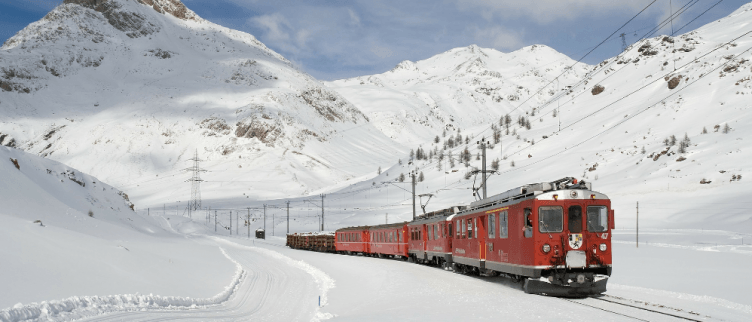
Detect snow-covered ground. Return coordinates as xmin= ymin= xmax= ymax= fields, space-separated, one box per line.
xmin=6 ymin=225 xmax=751 ymax=321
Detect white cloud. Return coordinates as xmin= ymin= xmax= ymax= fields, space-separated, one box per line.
xmin=249 ymin=13 xmax=304 ymax=53
xmin=348 ymin=8 xmax=361 ymax=27
xmin=471 ymin=26 xmax=524 ymax=51
xmin=454 ymin=0 xmax=653 ymax=24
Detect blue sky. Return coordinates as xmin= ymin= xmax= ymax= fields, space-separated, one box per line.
xmin=1 ymin=0 xmax=747 ymax=80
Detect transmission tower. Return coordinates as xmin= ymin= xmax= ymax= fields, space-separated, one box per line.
xmin=620 ymin=33 xmax=627 ymax=52
xmin=184 ymin=150 xmax=207 ymax=218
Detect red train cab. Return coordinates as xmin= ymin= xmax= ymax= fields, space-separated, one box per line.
xmin=452 ymin=177 xmax=614 ymax=296
xmin=335 ymin=226 xmax=369 ymax=255
xmin=368 ymin=222 xmax=408 ymax=259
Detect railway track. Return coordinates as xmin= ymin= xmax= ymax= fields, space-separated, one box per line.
xmin=562 ymin=294 xmax=711 ymax=321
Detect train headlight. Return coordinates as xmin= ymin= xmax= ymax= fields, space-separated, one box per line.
xmin=599 ymin=243 xmax=607 ymax=252
xmin=542 ymin=244 xmax=551 ymax=253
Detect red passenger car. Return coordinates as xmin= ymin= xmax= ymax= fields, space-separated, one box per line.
xmin=335 ymin=226 xmax=369 ymax=255
xmin=407 ymin=206 xmax=464 ymax=268
xmin=451 ymin=177 xmax=613 ymax=295
xmin=368 ymin=223 xmax=408 ymax=259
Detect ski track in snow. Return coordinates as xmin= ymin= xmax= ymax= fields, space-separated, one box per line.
xmin=0 ymin=235 xmax=335 ymax=322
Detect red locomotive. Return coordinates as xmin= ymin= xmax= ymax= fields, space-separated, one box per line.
xmin=288 ymin=177 xmax=614 ymax=296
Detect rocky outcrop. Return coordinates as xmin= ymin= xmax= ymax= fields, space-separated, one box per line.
xmin=63 ymin=0 xmax=159 ymax=38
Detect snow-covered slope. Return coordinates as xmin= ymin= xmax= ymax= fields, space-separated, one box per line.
xmin=0 ymin=145 xmax=237 ymax=309
xmin=326 ymin=44 xmax=590 ymax=145
xmin=0 ymin=0 xmax=401 ymax=207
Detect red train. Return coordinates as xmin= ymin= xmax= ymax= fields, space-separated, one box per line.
xmin=288 ymin=177 xmax=614 ymax=296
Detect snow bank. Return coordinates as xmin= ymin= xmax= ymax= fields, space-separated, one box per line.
xmin=0 ymin=247 xmax=244 ymax=322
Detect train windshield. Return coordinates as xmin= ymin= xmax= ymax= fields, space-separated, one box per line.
xmin=538 ymin=206 xmax=563 ymax=233
xmin=587 ymin=206 xmax=609 ymax=232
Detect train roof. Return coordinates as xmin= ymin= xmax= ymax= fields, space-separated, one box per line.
xmin=409 ymin=205 xmax=467 ymax=225
xmin=457 ymin=177 xmax=602 ymax=216
xmin=368 ymin=222 xmax=408 ymax=230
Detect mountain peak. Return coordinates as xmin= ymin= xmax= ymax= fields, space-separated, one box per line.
xmin=64 ymin=0 xmax=199 ymax=21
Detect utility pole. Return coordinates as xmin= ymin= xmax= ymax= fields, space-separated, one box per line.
xmin=320 ymin=194 xmax=325 ymax=232
xmin=475 ymin=138 xmax=492 ymax=199
xmin=286 ymin=201 xmax=290 ymax=234
xmin=264 ymin=204 xmax=267 ymax=233
xmin=214 ymin=210 xmax=217 ymax=232
xmin=636 ymin=201 xmax=639 ymax=248
xmin=183 ymin=150 xmax=207 ymax=219
xmin=620 ymin=32 xmax=627 ymax=52
xmin=411 ymin=170 xmax=416 ymax=220
xmin=481 ymin=138 xmax=488 ymax=199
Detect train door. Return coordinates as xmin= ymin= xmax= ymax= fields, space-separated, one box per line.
xmin=422 ymin=224 xmax=427 ymax=253
xmin=478 ymin=215 xmax=487 ymax=261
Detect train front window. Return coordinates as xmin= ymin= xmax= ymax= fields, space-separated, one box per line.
xmin=538 ymin=206 xmax=563 ymax=233
xmin=587 ymin=206 xmax=609 ymax=232
xmin=568 ymin=206 xmax=583 ymax=233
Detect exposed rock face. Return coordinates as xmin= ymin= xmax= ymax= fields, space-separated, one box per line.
xmin=63 ymin=0 xmax=158 ymax=38
xmin=137 ymin=0 xmax=197 ymax=21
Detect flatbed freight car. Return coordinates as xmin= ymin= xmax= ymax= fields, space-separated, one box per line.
xmin=286 ymin=232 xmax=335 ymax=252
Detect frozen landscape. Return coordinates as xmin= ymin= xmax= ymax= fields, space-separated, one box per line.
xmin=1 ymin=0 xmax=752 ymax=321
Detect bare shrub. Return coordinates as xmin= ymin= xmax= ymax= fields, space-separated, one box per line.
xmin=667 ymin=75 xmax=682 ymax=89
xmin=591 ymin=84 xmax=605 ymax=95
xmin=9 ymin=158 xmax=19 ymax=170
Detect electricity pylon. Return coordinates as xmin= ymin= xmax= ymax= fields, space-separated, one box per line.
xmin=184 ymin=150 xmax=207 ymax=218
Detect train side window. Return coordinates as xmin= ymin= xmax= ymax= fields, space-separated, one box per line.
xmin=587 ymin=206 xmax=608 ymax=232
xmin=433 ymin=225 xmax=437 ymax=240
xmin=467 ymin=219 xmax=473 ymax=239
xmin=524 ymin=208 xmax=533 ymax=238
xmin=568 ymin=206 xmax=583 ymax=233
xmin=474 ymin=218 xmax=478 ymax=239
xmin=461 ymin=220 xmax=466 ymax=239
xmin=500 ymin=211 xmax=508 ymax=238
xmin=539 ymin=206 xmax=564 ymax=233
xmin=456 ymin=220 xmax=461 ymax=238
xmin=489 ymin=213 xmax=496 ymax=239
xmin=448 ymin=223 xmax=452 ymax=238
xmin=428 ymin=225 xmax=433 ymax=240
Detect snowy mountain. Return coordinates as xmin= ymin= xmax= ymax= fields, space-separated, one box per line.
xmin=326 ymin=44 xmax=590 ymax=145
xmin=0 ymin=0 xmax=401 ymax=207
